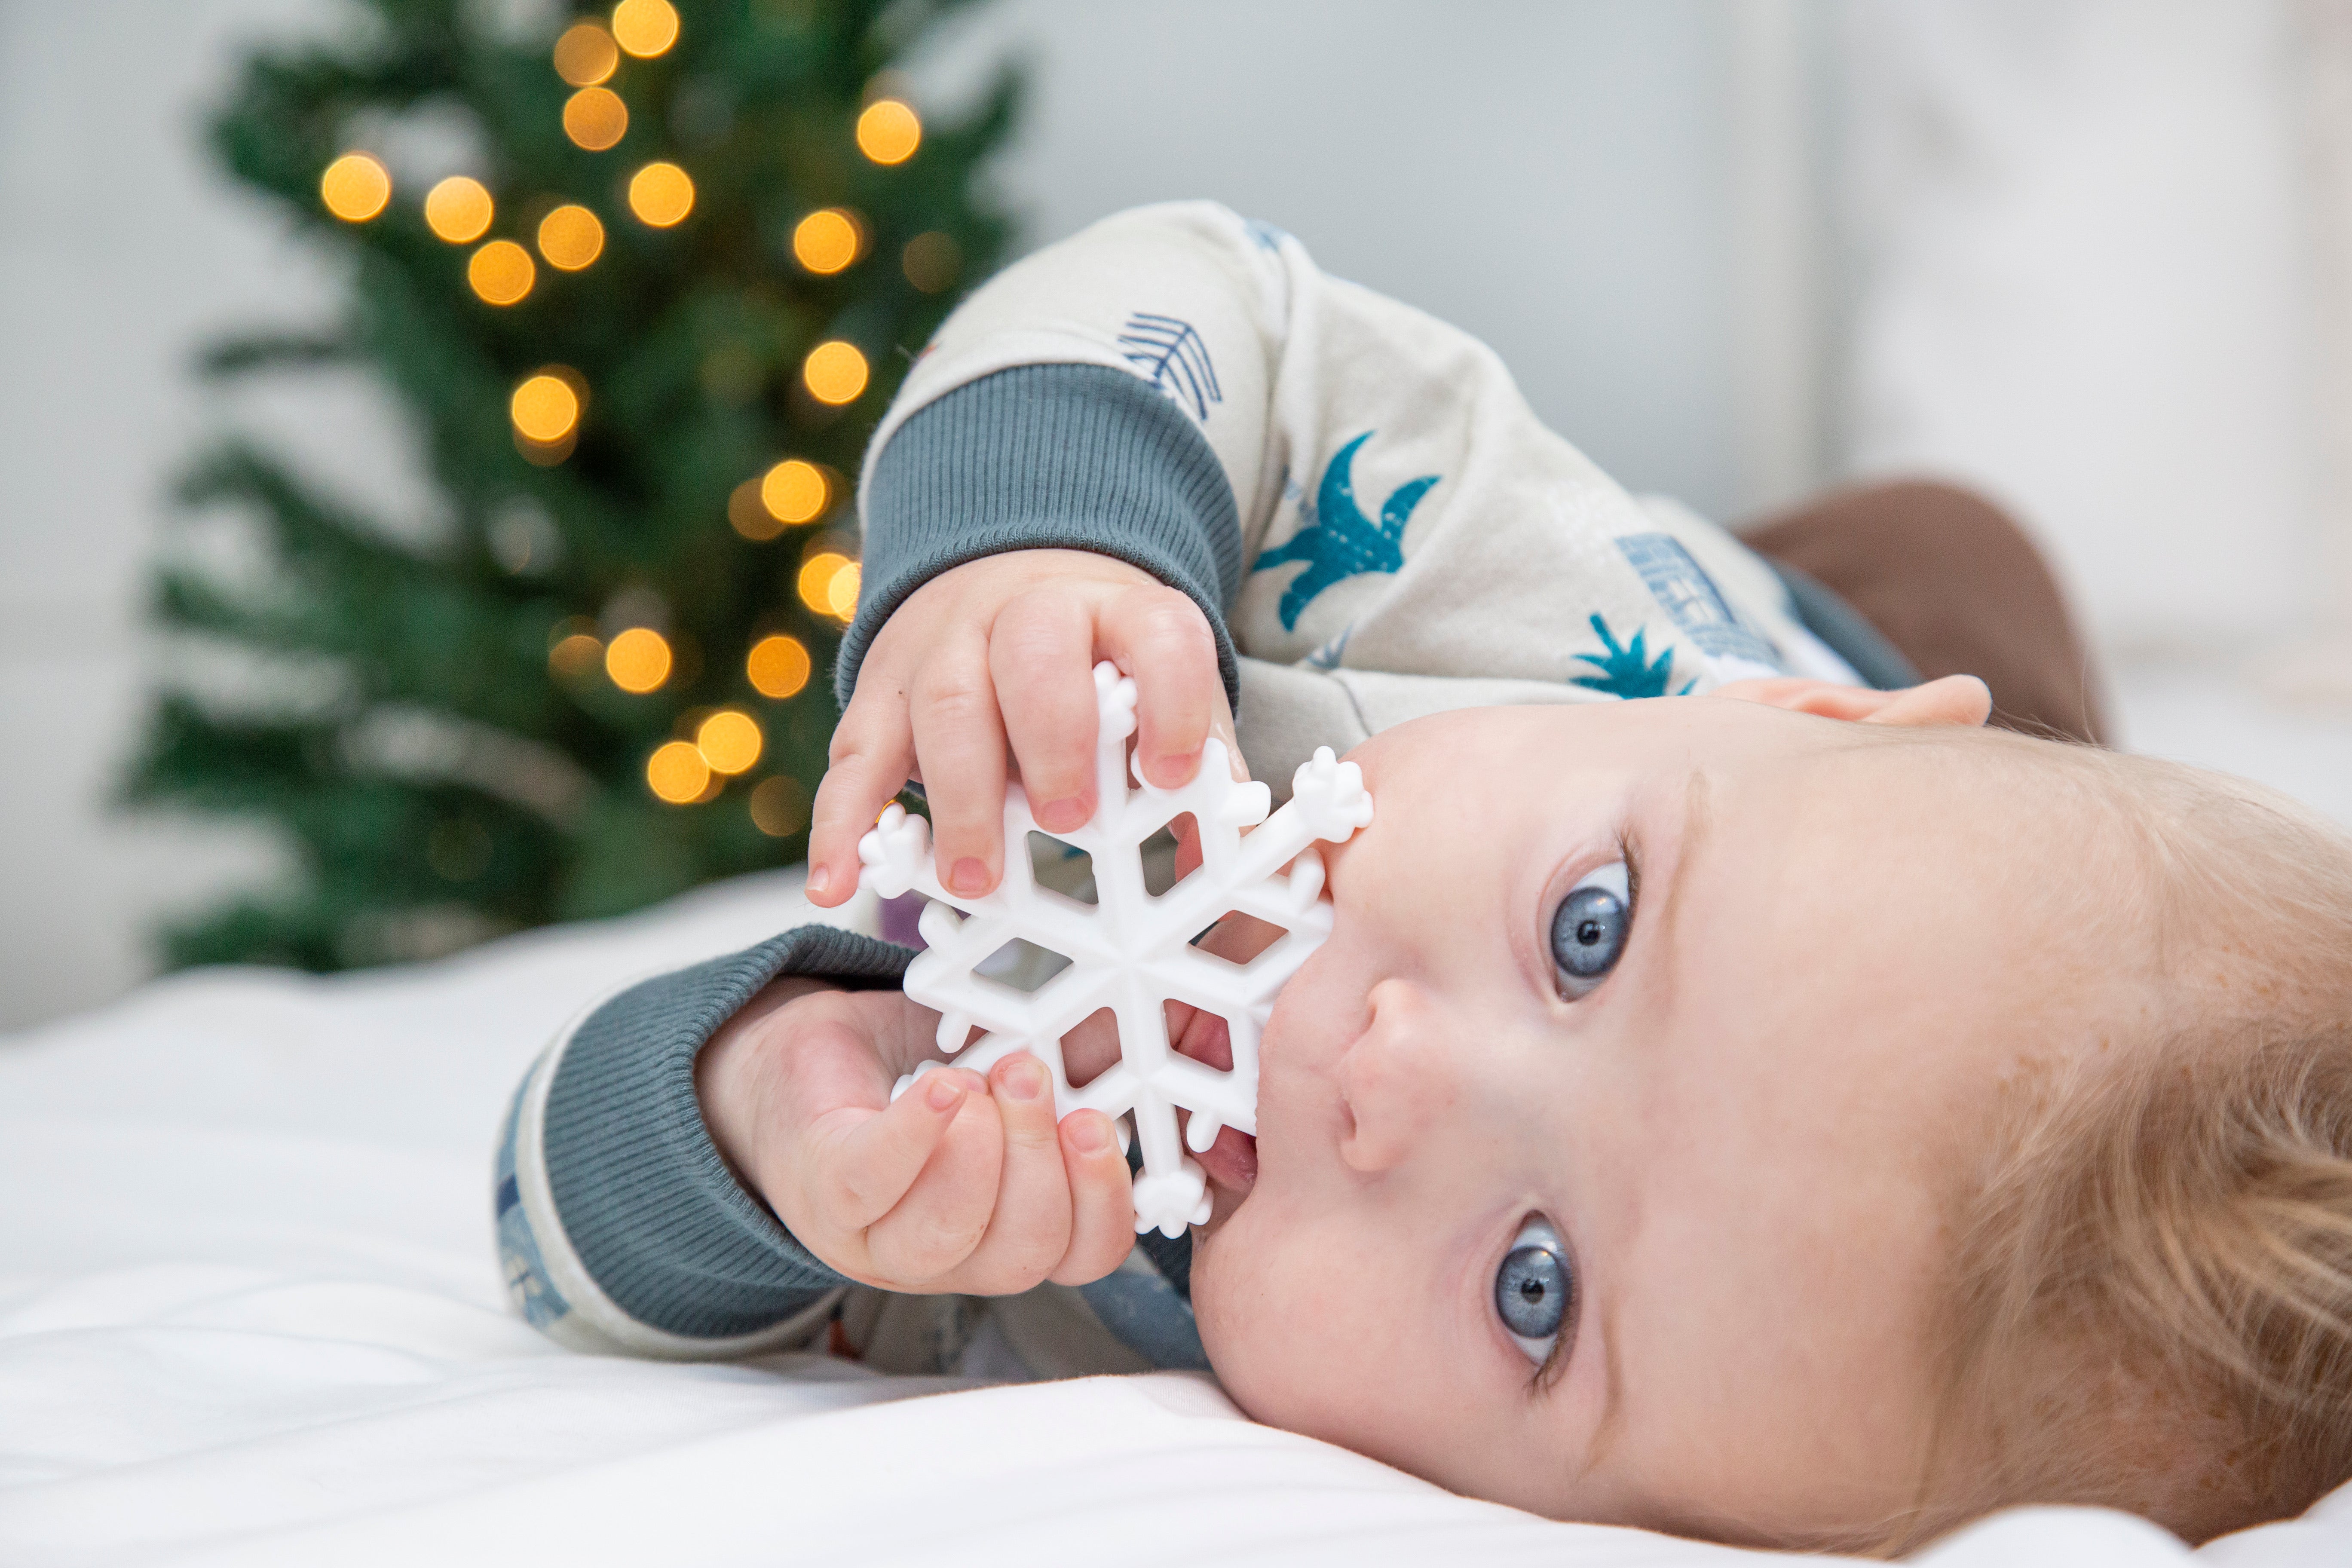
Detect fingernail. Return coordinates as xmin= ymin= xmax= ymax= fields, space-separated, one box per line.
xmin=1067 ymin=1114 xmax=1110 ymax=1155
xmin=1003 ymin=1059 xmax=1045 ymax=1100
xmin=925 ymin=1075 xmax=964 ymax=1112
xmin=1039 ymin=796 xmax=1087 ymax=831
xmin=807 ymin=866 xmax=831 ymax=898
xmin=1154 ymin=750 xmax=1200 ymax=786
xmin=948 ymin=858 xmax=990 ymax=895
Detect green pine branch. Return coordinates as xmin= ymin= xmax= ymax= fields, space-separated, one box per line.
xmin=198 ymin=330 xmax=359 ymax=378
xmin=131 ymin=0 xmax=1021 ymax=969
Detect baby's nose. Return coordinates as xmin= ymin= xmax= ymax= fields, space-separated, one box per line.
xmin=1336 ymin=979 xmax=1456 ymax=1173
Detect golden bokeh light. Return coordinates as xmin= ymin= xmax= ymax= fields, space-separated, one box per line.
xmin=511 ymin=372 xmax=582 ymax=444
xmin=750 ymin=775 xmax=810 ymax=837
xmin=646 ymin=740 xmax=710 ymax=803
xmin=537 ymin=204 xmax=605 ymax=270
xmin=548 ymin=631 xmax=603 ymax=677
xmin=564 ymin=87 xmax=629 ymax=151
xmin=800 ymin=340 xmax=867 ymax=405
xmin=695 ymin=709 xmax=763 ymax=775
xmin=468 ymin=240 xmax=536 ymax=305
xmin=627 ymin=161 xmax=695 ymax=227
xmin=855 ymin=100 xmax=922 ymax=165
xmin=746 ymin=634 xmax=811 ymax=698
xmin=902 ymin=230 xmax=961 ymax=293
xmin=760 ymin=459 xmax=827 ymax=524
xmin=792 ymin=208 xmax=861 ymax=274
xmin=797 ymin=552 xmax=848 ymax=616
xmin=612 ymin=0 xmax=680 ymax=58
xmin=728 ymin=479 xmax=783 ymax=541
xmin=827 ymin=560 xmax=862 ymax=618
xmin=423 ymin=176 xmax=493 ymax=242
xmin=320 ymin=153 xmax=391 ymax=222
xmin=553 ymin=21 xmax=620 ymax=85
xmin=605 ymin=626 xmax=673 ymax=692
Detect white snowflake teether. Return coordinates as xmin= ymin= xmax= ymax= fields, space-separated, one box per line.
xmin=857 ymin=661 xmax=1374 ymax=1237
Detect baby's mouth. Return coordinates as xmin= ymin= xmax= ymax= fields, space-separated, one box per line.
xmin=1192 ymin=1123 xmax=1258 ymax=1194
xmin=1170 ymin=1003 xmax=1258 ymax=1196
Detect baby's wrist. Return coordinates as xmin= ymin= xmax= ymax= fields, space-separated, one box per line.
xmin=934 ymin=545 xmax=1160 ymax=592
xmin=694 ymin=977 xmax=833 ymax=1191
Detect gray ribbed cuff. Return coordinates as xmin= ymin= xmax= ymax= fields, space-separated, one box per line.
xmin=840 ymin=364 xmax=1243 ymax=713
xmin=542 ymin=924 xmax=913 ymax=1341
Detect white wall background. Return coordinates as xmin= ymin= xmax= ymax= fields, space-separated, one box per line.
xmin=1828 ymin=0 xmax=2352 ymax=851
xmin=915 ymin=0 xmax=1767 ymax=516
xmin=1837 ymin=0 xmax=2314 ymax=654
xmin=3 ymin=0 xmax=2344 ymax=1030
xmin=1 ymin=0 xmax=327 ymax=1032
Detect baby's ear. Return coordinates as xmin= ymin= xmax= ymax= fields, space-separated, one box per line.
xmin=1709 ymin=674 xmax=1993 ymax=729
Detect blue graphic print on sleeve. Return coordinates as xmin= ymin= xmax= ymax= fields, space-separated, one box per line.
xmin=1616 ymin=534 xmax=1782 ymax=671
xmin=493 ymin=1079 xmax=576 ymax=1334
xmin=1243 ymin=217 xmax=1289 ymax=252
xmin=1251 ymin=432 xmax=1439 ymax=631
xmin=1118 ymin=312 xmax=1222 ymax=422
xmin=1303 ymin=622 xmax=1354 ymax=671
xmin=1570 ymin=613 xmax=1692 ymax=700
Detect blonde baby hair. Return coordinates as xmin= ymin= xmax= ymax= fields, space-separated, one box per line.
xmin=1927 ymin=745 xmax=2352 ymax=1547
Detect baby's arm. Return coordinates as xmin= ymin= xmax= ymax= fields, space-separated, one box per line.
xmin=811 ymin=202 xmax=1853 ymax=884
xmin=493 ymin=925 xmax=909 ymax=1357
xmin=807 ymin=203 xmax=1295 ymax=904
xmin=494 ymin=921 xmax=1152 ymax=1359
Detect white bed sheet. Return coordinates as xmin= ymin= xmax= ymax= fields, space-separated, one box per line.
xmin=2 ymin=869 xmax=2344 ymax=1567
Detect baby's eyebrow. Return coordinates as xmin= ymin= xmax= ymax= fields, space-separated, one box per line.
xmin=1583 ymin=1289 xmax=1627 ymax=1474
xmin=1577 ymin=771 xmax=1708 ymax=1472
xmin=1643 ymin=768 xmax=1713 ymax=1013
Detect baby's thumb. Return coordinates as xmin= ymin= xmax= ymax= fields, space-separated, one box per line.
xmin=818 ymin=1069 xmax=977 ymax=1228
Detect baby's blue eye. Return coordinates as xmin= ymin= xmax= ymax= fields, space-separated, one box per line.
xmin=1495 ymin=1215 xmax=1574 ymax=1365
xmin=1550 ymin=862 xmax=1630 ymax=997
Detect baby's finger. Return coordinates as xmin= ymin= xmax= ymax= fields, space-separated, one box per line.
xmin=811 ymin=1066 xmax=977 ymax=1234
xmin=1050 ymin=1110 xmax=1137 ymax=1286
xmin=955 ymin=1054 xmax=1075 ymax=1292
xmin=1097 ymin=585 xmax=1221 ymax=788
xmin=809 ymin=689 xmax=914 ymax=906
xmin=865 ymin=1084 xmax=1004 ymax=1284
xmin=990 ymin=591 xmax=1100 ymax=834
xmin=1171 ymin=812 xmax=1205 ymax=883
xmin=909 ymin=647 xmax=1009 ymax=898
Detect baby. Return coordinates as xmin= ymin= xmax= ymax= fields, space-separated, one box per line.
xmin=496 ymin=205 xmax=2352 ymax=1551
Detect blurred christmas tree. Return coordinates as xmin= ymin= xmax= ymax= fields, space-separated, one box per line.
xmin=127 ymin=0 xmax=1016 ymax=971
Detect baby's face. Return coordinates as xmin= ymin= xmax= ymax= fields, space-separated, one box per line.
xmin=1190 ymin=697 xmax=2118 ymax=1544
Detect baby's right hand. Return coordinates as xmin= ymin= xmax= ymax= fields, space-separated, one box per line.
xmin=806 ymin=548 xmax=1234 ymax=906
xmin=696 ymin=980 xmax=1137 ymax=1294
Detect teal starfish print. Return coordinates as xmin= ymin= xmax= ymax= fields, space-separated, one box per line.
xmin=1251 ymin=432 xmax=1439 ymax=631
xmin=1570 ymin=613 xmax=1692 ymax=700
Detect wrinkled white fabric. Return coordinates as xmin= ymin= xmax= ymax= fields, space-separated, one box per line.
xmin=1 ymin=869 xmax=2343 ymax=1566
